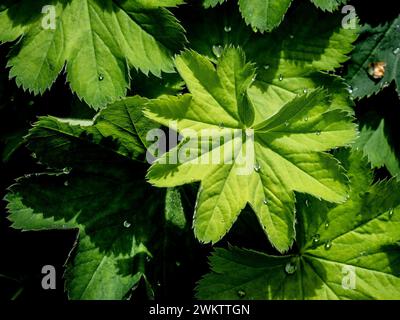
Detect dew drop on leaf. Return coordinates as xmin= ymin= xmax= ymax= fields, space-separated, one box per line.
xmin=264 ymin=65 xmax=270 ymax=70
xmin=324 ymin=222 xmax=329 ymax=229
xmin=305 ymin=199 xmax=309 ymax=207
xmin=98 ymin=74 xmax=104 ymax=81
xmin=324 ymin=240 xmax=332 ymax=250
xmin=289 ymin=34 xmax=294 ymax=39
xmin=64 ymin=180 xmax=69 ymax=187
xmin=347 ymin=86 xmax=353 ymax=94
xmin=254 ymin=163 xmax=261 ymax=172
xmin=284 ymin=121 xmax=289 ymax=127
xmin=312 ymin=234 xmax=320 ymax=244
xmin=218 ymin=122 xmax=224 ymax=129
xmin=212 ymin=45 xmax=223 ymax=58
xmin=303 ymin=89 xmax=308 ymax=94
xmin=224 ymin=25 xmax=232 ymax=32
xmin=284 ymin=261 xmax=297 ymax=275
xmin=123 ymin=220 xmax=131 ymax=228
xmin=389 ymin=208 xmax=394 ymax=219
xmin=263 ymin=198 xmax=269 ymax=205
xmin=279 ymin=74 xmax=283 ymax=81
xmin=315 ymin=130 xmax=321 ymax=136
xmin=237 ymin=290 xmax=246 ymax=298
xmin=304 ymin=116 xmax=309 ymax=122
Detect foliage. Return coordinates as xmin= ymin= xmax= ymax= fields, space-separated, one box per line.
xmin=1 ymin=0 xmax=400 ymax=301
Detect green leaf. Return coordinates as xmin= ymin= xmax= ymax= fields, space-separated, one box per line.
xmin=309 ymin=0 xmax=347 ymax=11
xmin=0 ymin=0 xmax=185 ymax=109
xmin=6 ymin=163 xmax=160 ymax=300
xmin=346 ymin=16 xmax=400 ymax=99
xmin=27 ymin=96 xmax=158 ymax=165
xmin=197 ymin=150 xmax=400 ymax=299
xmin=238 ymin=0 xmax=293 ymax=32
xmin=354 ymin=100 xmax=400 ymax=181
xmin=203 ymin=0 xmax=227 ymax=8
xmin=3 ymin=96 xmax=162 ymax=299
xmin=145 ymin=47 xmax=357 ymax=252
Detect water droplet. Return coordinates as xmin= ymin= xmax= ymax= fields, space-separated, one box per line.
xmin=324 ymin=240 xmax=332 ymax=250
xmin=264 ymin=65 xmax=270 ymax=70
xmin=393 ymin=48 xmax=400 ymax=55
xmin=237 ymin=290 xmax=246 ymax=298
xmin=304 ymin=116 xmax=309 ymax=122
xmin=123 ymin=220 xmax=131 ymax=228
xmin=218 ymin=122 xmax=224 ymax=129
xmin=315 ymin=130 xmax=321 ymax=136
xmin=347 ymin=86 xmax=353 ymax=94
xmin=312 ymin=234 xmax=320 ymax=244
xmin=284 ymin=121 xmax=289 ymax=127
xmin=251 ymin=76 xmax=256 ymax=82
xmin=289 ymin=34 xmax=294 ymax=39
xmin=263 ymin=198 xmax=269 ymax=205
xmin=31 ymin=153 xmax=37 ymax=159
xmin=279 ymin=74 xmax=283 ymax=81
xmin=62 ymin=167 xmax=71 ymax=174
xmin=212 ymin=45 xmax=223 ymax=58
xmin=252 ymin=27 xmax=258 ymax=33
xmin=254 ymin=163 xmax=261 ymax=172
xmin=303 ymin=89 xmax=308 ymax=94
xmin=64 ymin=180 xmax=69 ymax=187
xmin=360 ymin=251 xmax=367 ymax=256
xmin=224 ymin=25 xmax=232 ymax=32
xmin=305 ymin=199 xmax=309 ymax=207
xmin=284 ymin=261 xmax=297 ymax=275
xmin=389 ymin=208 xmax=394 ymax=219
xmin=324 ymin=222 xmax=329 ymax=229
xmin=98 ymin=74 xmax=104 ymax=81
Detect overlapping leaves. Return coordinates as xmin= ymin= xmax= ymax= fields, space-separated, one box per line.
xmin=4 ymin=97 xmax=186 ymax=299
xmin=203 ymin=0 xmax=348 ymax=32
xmin=144 ymin=47 xmax=357 ymax=253
xmin=197 ymin=150 xmax=400 ymax=299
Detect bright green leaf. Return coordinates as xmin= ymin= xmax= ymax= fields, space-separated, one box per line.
xmin=197 ymin=150 xmax=400 ymax=300
xmin=145 ymin=47 xmax=357 ymax=252
xmin=0 ymin=0 xmax=185 ymax=108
